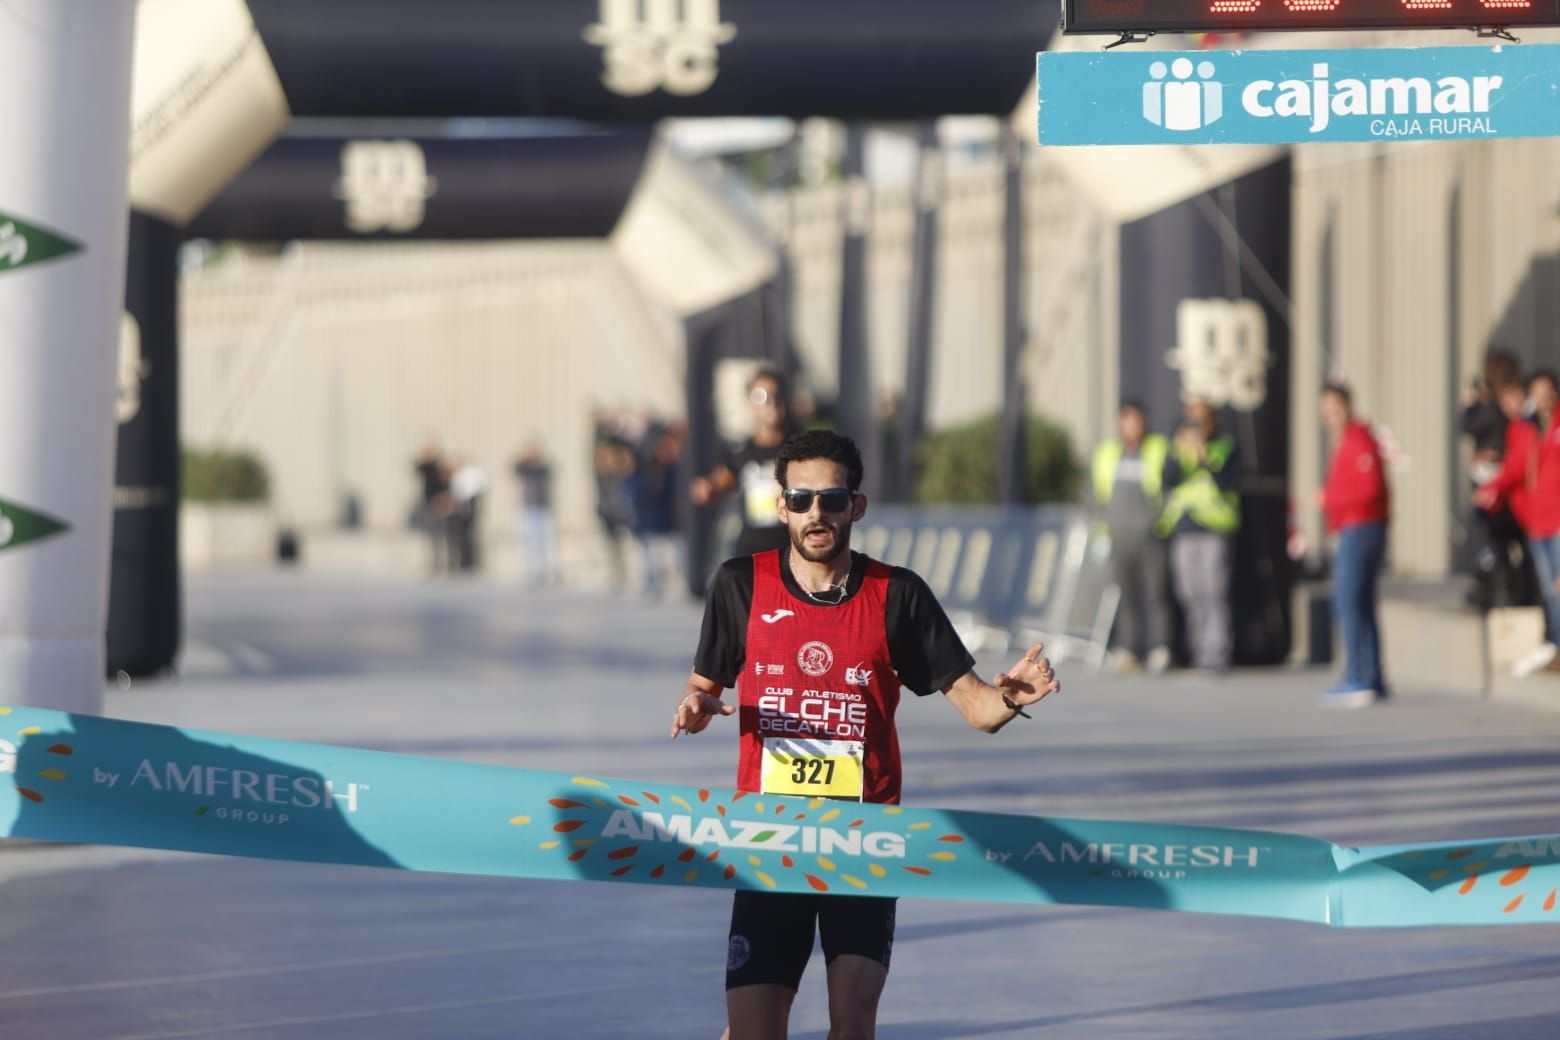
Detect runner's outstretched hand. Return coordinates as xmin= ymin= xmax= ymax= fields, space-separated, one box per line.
xmin=671 ymin=688 xmax=735 ymax=739
xmin=993 ymin=642 xmax=1061 ymax=709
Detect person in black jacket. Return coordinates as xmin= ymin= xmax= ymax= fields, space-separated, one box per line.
xmin=412 ymin=439 xmax=450 ymax=575
xmin=1462 ymin=348 xmax=1533 ymax=609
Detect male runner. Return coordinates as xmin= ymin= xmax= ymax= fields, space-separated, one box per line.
xmin=671 ymin=429 xmax=1060 ymax=1040
xmin=691 ymin=367 xmax=796 ymax=557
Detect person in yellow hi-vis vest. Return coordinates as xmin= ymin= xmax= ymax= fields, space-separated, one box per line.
xmin=1159 ymin=398 xmax=1241 ymax=674
xmin=1091 ymin=400 xmax=1173 ymax=674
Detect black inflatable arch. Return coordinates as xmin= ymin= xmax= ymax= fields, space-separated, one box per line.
xmin=111 ymin=129 xmax=658 ymax=677
xmin=245 ymin=0 xmax=1052 ymax=121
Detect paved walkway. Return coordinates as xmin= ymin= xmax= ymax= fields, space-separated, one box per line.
xmin=5 ymin=571 xmax=1560 ymax=1038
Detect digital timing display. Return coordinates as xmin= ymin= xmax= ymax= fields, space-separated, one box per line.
xmin=1063 ymin=0 xmax=1560 ymax=34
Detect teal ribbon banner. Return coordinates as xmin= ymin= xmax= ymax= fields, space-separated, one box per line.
xmin=1038 ymin=45 xmax=1560 ymax=146
xmin=2 ymin=706 xmax=1557 ymax=927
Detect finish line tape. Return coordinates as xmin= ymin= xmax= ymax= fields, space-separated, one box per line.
xmin=1 ymin=705 xmax=1556 ymax=927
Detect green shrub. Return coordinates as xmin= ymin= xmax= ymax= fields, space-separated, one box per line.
xmin=914 ymin=413 xmax=1080 ymax=505
xmin=182 ymin=446 xmax=270 ymax=503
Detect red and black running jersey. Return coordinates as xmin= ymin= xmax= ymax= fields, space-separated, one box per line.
xmin=694 ymin=548 xmax=975 ymax=804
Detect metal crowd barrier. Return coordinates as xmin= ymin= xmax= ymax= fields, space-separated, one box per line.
xmin=859 ymin=505 xmax=1118 ymax=668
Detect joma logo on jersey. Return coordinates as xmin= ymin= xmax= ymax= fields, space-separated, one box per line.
xmin=582 ymin=0 xmax=736 ymax=98
xmin=602 ymin=809 xmax=907 ymax=858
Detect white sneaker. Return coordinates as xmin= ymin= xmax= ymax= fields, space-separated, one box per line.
xmin=1145 ymin=646 xmax=1172 ymax=674
xmin=1319 ymin=685 xmax=1377 ymax=710
xmin=1511 ymin=642 xmax=1559 ymax=679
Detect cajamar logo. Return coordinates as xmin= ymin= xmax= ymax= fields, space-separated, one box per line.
xmin=0 ymin=498 xmax=70 ymax=553
xmin=0 ymin=211 xmax=83 ymax=275
xmin=1143 ymin=58 xmax=1224 ymax=132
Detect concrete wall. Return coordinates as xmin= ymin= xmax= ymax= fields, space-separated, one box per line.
xmin=774 ymin=149 xmax=1116 ymax=461
xmin=181 ymin=239 xmax=684 ymax=575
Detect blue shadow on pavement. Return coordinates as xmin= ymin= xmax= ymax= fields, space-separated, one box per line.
xmin=823 ymin=953 xmax=1560 ymax=1039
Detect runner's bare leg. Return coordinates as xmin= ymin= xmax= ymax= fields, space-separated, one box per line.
xmin=825 ymin=955 xmax=888 ymax=1039
xmin=726 ymin=983 xmax=795 ymax=1040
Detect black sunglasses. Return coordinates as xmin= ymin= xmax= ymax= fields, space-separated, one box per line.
xmin=782 ymin=487 xmax=855 ymax=513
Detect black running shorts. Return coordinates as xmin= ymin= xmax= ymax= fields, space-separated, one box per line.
xmin=725 ymin=889 xmax=897 ymax=991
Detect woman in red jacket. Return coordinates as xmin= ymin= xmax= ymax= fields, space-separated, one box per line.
xmin=1478 ymin=371 xmax=1560 ymax=677
xmin=1318 ymin=382 xmax=1390 ymax=708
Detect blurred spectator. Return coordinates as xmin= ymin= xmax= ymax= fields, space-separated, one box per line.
xmin=1462 ymin=349 xmax=1528 ymax=609
xmin=413 ymin=439 xmax=450 ymax=575
xmin=1316 ymin=383 xmax=1390 ymax=709
xmin=594 ymin=422 xmax=637 ymax=591
xmin=1485 ymin=378 xmax=1539 ymax=607
xmin=1160 ymin=398 xmax=1240 ymax=674
xmin=1091 ymin=400 xmax=1172 ymax=675
xmin=632 ymin=422 xmax=687 ymax=599
xmin=690 ymin=367 xmax=795 ymax=557
xmin=448 ymin=455 xmax=488 ymax=573
xmin=1480 ymin=370 xmax=1560 ymax=677
xmin=514 ymin=440 xmax=561 ymax=587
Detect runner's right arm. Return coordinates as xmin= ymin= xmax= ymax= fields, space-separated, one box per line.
xmin=671 ymin=673 xmax=734 ymax=738
xmin=671 ymin=559 xmax=752 ymax=739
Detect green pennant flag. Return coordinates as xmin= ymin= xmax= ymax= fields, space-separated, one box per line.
xmin=0 ymin=497 xmax=70 ymax=552
xmin=0 ymin=210 xmax=83 ymax=274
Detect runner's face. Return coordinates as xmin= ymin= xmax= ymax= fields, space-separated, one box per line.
xmin=780 ymin=458 xmax=860 ymax=564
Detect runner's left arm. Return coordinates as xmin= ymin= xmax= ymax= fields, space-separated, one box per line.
xmin=884 ymin=569 xmax=1059 ymax=732
xmin=942 ymin=645 xmax=1059 ymax=734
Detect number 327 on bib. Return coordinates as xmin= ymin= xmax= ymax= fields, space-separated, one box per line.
xmin=760 ymin=738 xmax=864 ymax=800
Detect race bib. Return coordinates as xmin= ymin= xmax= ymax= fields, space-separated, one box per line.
xmin=740 ymin=461 xmax=782 ymax=527
xmin=760 ymin=737 xmax=864 ymax=799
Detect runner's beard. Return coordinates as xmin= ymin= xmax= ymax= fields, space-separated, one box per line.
xmin=790 ymin=518 xmax=851 ymax=565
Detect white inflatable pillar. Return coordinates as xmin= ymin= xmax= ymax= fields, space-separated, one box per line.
xmin=0 ymin=0 xmax=136 ymax=710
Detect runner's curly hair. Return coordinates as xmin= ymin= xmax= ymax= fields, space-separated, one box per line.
xmin=774 ymin=429 xmax=864 ymax=491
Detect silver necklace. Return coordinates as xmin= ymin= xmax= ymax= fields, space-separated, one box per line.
xmin=789 ymin=553 xmax=849 ymax=604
